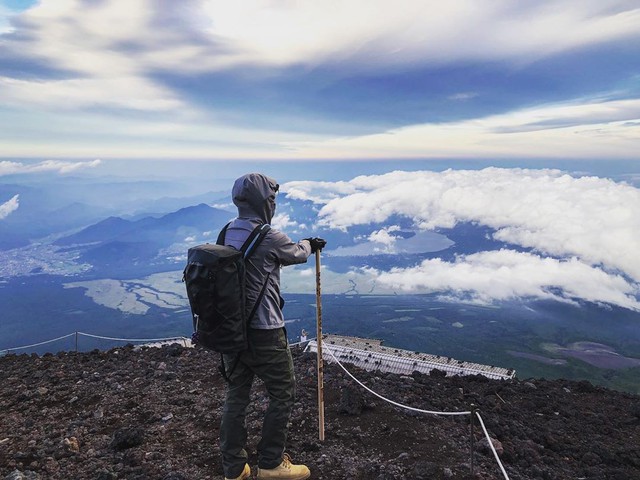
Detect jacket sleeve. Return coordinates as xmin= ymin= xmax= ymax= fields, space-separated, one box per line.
xmin=270 ymin=230 xmax=312 ymax=266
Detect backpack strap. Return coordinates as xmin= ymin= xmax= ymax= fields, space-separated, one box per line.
xmin=216 ymin=222 xmax=271 ymax=257
xmin=243 ymin=223 xmax=272 ymax=323
xmin=240 ymin=224 xmax=271 ymax=258
xmin=216 ymin=222 xmax=231 ymax=245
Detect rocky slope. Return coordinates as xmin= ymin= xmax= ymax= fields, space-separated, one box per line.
xmin=1 ymin=344 xmax=639 ymax=480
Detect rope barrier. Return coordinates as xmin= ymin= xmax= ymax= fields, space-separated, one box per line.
xmin=0 ymin=332 xmax=190 ymax=354
xmin=76 ymin=332 xmax=188 ymax=343
xmin=2 ymin=331 xmax=307 ymax=354
xmin=324 ymin=345 xmax=471 ymax=416
xmin=1 ymin=333 xmax=76 ymax=352
xmin=475 ymin=411 xmax=511 ymax=480
xmin=1 ymin=331 xmax=511 ymax=478
xmin=322 ymin=344 xmax=514 ymax=477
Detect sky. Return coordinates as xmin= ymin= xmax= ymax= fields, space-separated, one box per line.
xmin=0 ymin=0 xmax=639 ymax=164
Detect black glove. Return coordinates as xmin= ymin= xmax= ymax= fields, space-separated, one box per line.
xmin=304 ymin=237 xmax=327 ymax=253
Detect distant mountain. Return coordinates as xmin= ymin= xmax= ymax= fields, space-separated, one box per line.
xmin=152 ymin=202 xmax=229 ymax=230
xmin=0 ymin=184 xmax=114 ymax=245
xmin=54 ymin=216 xmax=135 ymax=245
xmin=127 ymin=190 xmax=228 ymax=217
xmin=52 ymin=203 xmax=234 ymax=277
xmin=46 ymin=201 xmax=113 ymax=228
xmin=56 ymin=203 xmax=232 ymax=247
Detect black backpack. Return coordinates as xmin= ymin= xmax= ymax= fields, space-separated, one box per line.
xmin=183 ymin=223 xmax=271 ymax=377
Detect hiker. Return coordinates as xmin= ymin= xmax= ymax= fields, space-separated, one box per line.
xmin=220 ymin=173 xmax=326 ymax=480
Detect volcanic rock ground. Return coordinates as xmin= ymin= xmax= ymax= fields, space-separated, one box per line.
xmin=1 ymin=344 xmax=639 ymax=480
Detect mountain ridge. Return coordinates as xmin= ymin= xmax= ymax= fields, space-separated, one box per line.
xmin=54 ymin=204 xmax=232 ymax=247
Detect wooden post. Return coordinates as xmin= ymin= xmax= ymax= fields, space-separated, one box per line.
xmin=75 ymin=332 xmax=78 ymax=352
xmin=315 ymin=250 xmax=325 ymax=441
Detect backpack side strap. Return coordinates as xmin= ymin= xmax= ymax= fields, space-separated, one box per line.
xmin=241 ymin=224 xmax=271 ymax=257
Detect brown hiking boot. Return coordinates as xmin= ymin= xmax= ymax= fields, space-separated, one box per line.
xmin=257 ymin=453 xmax=310 ymax=480
xmin=225 ymin=463 xmax=251 ymax=480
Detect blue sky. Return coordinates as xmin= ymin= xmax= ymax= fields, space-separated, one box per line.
xmin=0 ymin=0 xmax=639 ymax=166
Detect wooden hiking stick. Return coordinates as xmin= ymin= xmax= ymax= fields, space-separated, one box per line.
xmin=315 ymin=249 xmax=325 ymax=441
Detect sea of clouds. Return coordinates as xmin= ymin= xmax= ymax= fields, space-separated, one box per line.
xmin=284 ymin=168 xmax=640 ymax=311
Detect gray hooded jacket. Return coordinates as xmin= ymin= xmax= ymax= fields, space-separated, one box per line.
xmin=223 ymin=173 xmax=312 ymax=330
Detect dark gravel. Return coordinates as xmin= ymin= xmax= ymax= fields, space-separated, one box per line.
xmin=1 ymin=344 xmax=639 ymax=479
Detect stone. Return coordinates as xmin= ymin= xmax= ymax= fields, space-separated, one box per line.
xmin=62 ymin=437 xmax=79 ymax=453
xmin=338 ymin=386 xmax=366 ymax=416
xmin=478 ymin=436 xmax=504 ymax=456
xmin=110 ymin=427 xmax=144 ymax=451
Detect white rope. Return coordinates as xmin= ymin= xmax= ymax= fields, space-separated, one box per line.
xmin=1 ymin=333 xmax=76 ymax=352
xmin=289 ymin=336 xmax=316 ymax=347
xmin=324 ymin=345 xmax=471 ymax=416
xmin=475 ymin=411 xmax=510 ymax=480
xmin=77 ymin=332 xmax=188 ymax=343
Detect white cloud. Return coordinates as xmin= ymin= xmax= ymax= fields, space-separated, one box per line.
xmin=297 ymin=268 xmax=314 ymax=277
xmin=0 ymin=76 xmax=184 ymax=112
xmin=272 ymin=213 xmax=301 ymax=231
xmin=0 ymin=0 xmax=188 ymax=112
xmin=284 ymin=98 xmax=640 ymax=159
xmin=0 ymin=159 xmax=101 ymax=176
xmin=282 ymin=180 xmax=365 ymax=204
xmin=0 ymin=194 xmax=19 ymax=220
xmin=284 ymin=168 xmax=640 ymax=309
xmin=5 ymin=1 xmax=639 ymax=110
xmin=368 ymin=227 xmax=400 ymax=253
xmin=369 ymin=226 xmax=399 ymax=245
xmin=374 ymin=250 xmax=640 ymax=311
xmin=201 ymin=1 xmax=640 ymax=68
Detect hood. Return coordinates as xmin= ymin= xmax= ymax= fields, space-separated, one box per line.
xmin=232 ymin=173 xmax=279 ymax=224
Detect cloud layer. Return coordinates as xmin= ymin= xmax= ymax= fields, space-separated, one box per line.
xmin=375 ymin=251 xmax=640 ymax=311
xmin=284 ymin=98 xmax=640 ymax=159
xmin=201 ymin=1 xmax=640 ymax=68
xmin=1 ymin=0 xmax=639 ymax=159
xmin=284 ymin=168 xmax=640 ymax=310
xmin=0 ymin=159 xmax=101 ymax=176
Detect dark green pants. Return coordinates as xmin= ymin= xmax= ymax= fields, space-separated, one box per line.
xmin=220 ymin=327 xmax=295 ymax=478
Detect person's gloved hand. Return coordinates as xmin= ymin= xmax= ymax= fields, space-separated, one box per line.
xmin=304 ymin=237 xmax=327 ymax=253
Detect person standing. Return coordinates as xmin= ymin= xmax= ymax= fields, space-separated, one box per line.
xmin=220 ymin=173 xmax=326 ymax=480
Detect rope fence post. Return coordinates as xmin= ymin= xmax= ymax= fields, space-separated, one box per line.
xmin=315 ymin=249 xmax=325 ymax=441
xmin=75 ymin=331 xmax=78 ymax=352
xmin=470 ymin=403 xmax=476 ymax=477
